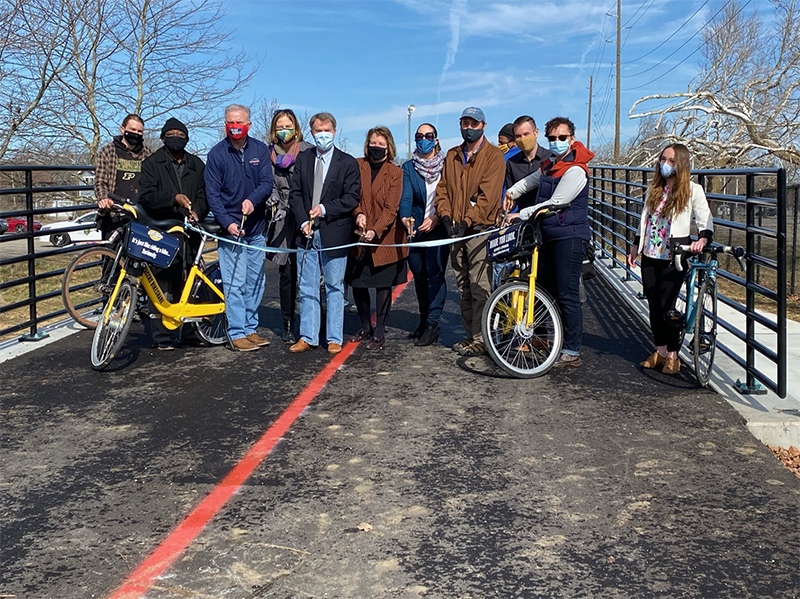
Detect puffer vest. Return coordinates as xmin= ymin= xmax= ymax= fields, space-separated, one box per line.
xmin=535 ymin=158 xmax=591 ymax=242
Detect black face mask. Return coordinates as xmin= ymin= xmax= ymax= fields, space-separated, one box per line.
xmin=368 ymin=146 xmax=387 ymax=162
xmin=164 ymin=136 xmax=188 ymax=153
xmin=460 ymin=128 xmax=483 ymax=144
xmin=123 ymin=131 xmax=144 ymax=149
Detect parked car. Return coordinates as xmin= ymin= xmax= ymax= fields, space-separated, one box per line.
xmin=3 ymin=216 xmax=43 ymax=233
xmin=0 ymin=218 xmax=8 ymax=234
xmin=40 ymin=211 xmax=102 ymax=247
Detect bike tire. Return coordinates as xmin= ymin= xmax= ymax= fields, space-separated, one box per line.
xmin=481 ymin=281 xmax=563 ymax=378
xmin=90 ymin=278 xmax=137 ymax=370
xmin=693 ymin=278 xmax=717 ymax=387
xmin=191 ymin=260 xmax=228 ymax=345
xmin=62 ymin=246 xmax=118 ymax=329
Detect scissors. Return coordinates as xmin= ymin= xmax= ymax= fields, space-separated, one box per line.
xmin=236 ymin=213 xmax=247 ymax=240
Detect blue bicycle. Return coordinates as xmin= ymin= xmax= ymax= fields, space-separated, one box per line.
xmin=671 ymin=243 xmax=746 ymax=387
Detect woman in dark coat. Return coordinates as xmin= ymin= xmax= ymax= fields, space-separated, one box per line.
xmin=266 ymin=109 xmax=311 ymax=343
xmin=347 ymin=126 xmax=407 ymax=350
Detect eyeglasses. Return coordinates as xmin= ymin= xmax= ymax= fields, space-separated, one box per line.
xmin=546 ymin=134 xmax=570 ymax=142
xmin=414 ymin=132 xmax=436 ymax=141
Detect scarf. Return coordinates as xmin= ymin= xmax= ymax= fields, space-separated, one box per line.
xmin=270 ymin=141 xmax=301 ymax=169
xmin=411 ymin=150 xmax=445 ymax=183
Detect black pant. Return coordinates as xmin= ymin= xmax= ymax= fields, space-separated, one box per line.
xmin=537 ymin=237 xmax=588 ymax=354
xmin=641 ymin=255 xmax=685 ymax=352
xmin=279 ymin=255 xmax=297 ymax=324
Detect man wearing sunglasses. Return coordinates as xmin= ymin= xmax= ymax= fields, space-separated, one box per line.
xmin=434 ymin=106 xmax=505 ymax=357
xmin=504 ymin=116 xmax=595 ymax=368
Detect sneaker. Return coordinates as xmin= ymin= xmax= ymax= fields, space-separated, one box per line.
xmin=461 ymin=340 xmax=485 ymax=357
xmin=553 ymin=353 xmax=582 ymax=368
xmin=156 ymin=341 xmax=176 ymax=351
xmin=452 ymin=339 xmax=473 ymax=354
xmin=232 ymin=337 xmax=260 ymax=352
xmin=246 ymin=332 xmax=271 ymax=347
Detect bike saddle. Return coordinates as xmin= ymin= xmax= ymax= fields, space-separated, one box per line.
xmin=197 ymin=219 xmax=222 ymax=235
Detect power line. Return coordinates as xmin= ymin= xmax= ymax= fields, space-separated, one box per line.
xmin=623 ymin=0 xmax=753 ymax=91
xmin=626 ymin=0 xmax=709 ymax=65
xmin=624 ymin=0 xmax=734 ymax=79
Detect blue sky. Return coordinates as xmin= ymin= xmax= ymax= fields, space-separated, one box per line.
xmin=208 ymin=0 xmax=746 ymax=159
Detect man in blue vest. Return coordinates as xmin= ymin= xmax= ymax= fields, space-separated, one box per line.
xmin=504 ymin=116 xmax=594 ymax=367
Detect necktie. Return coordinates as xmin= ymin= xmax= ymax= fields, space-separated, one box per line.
xmin=312 ymin=156 xmax=324 ymax=209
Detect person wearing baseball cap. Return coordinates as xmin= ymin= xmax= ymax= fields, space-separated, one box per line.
xmin=138 ymin=117 xmax=209 ymax=350
xmin=434 ymin=106 xmax=505 ymax=357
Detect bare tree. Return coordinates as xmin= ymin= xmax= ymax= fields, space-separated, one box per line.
xmin=629 ymin=0 xmax=800 ymax=170
xmin=254 ymin=97 xmax=280 ymax=142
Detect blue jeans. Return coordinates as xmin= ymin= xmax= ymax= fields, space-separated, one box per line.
xmin=297 ymin=231 xmax=347 ymax=346
xmin=218 ymin=233 xmax=266 ymax=340
xmin=407 ymin=225 xmax=449 ymax=324
xmin=537 ymin=237 xmax=588 ymax=355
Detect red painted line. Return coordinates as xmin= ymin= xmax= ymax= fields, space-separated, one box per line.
xmin=107 ymin=278 xmax=411 ymax=599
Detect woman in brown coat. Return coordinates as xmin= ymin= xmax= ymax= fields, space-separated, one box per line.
xmin=347 ymin=126 xmax=408 ymax=350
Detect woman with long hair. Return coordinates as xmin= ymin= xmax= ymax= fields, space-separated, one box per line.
xmin=266 ymin=109 xmax=311 ymax=344
xmin=347 ymin=126 xmax=407 ymax=350
xmin=627 ymin=143 xmax=713 ymax=375
xmin=399 ymin=122 xmax=448 ymax=346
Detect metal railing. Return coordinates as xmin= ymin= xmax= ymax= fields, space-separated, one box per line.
xmin=589 ymin=165 xmax=788 ymax=398
xmin=0 ymin=165 xmax=98 ymax=340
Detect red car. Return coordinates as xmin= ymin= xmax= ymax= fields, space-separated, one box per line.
xmin=2 ymin=216 xmax=43 ymax=233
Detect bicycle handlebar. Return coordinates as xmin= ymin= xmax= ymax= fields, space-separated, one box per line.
xmin=673 ymin=243 xmax=746 ymax=272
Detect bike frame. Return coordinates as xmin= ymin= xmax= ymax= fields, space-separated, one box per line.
xmin=681 ymin=255 xmax=718 ymax=338
xmin=101 ymin=225 xmax=224 ymax=331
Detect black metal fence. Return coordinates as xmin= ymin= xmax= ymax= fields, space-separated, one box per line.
xmin=588 ymin=165 xmax=788 ymax=398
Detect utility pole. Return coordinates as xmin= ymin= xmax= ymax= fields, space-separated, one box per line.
xmin=587 ymin=75 xmax=593 ymax=150
xmin=614 ymin=0 xmax=621 ymax=162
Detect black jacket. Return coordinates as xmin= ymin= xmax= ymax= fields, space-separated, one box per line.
xmin=138 ymin=146 xmax=209 ymax=222
xmin=288 ymin=147 xmax=360 ymax=259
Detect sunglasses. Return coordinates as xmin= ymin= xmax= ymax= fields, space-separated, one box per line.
xmin=414 ymin=132 xmax=436 ymax=141
xmin=546 ymin=134 xmax=570 ymax=142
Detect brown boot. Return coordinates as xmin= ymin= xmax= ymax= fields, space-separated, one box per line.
xmin=246 ymin=332 xmax=271 ymax=347
xmin=662 ymin=357 xmax=681 ymax=375
xmin=232 ymin=337 xmax=260 ymax=352
xmin=640 ymin=352 xmax=666 ymax=369
xmin=289 ymin=339 xmax=316 ymax=353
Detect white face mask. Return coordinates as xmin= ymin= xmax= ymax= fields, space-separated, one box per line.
xmin=660 ymin=162 xmax=675 ymax=178
xmin=313 ymin=131 xmax=334 ymax=151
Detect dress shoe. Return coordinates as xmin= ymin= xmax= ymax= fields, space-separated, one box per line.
xmin=349 ymin=328 xmax=373 ymax=343
xmin=232 ymin=337 xmax=260 ymax=352
xmin=246 ymin=332 xmax=270 ymax=347
xmin=365 ymin=337 xmax=384 ymax=351
xmin=281 ymin=321 xmax=296 ymax=345
xmin=415 ymin=322 xmax=439 ymax=347
xmin=408 ymin=322 xmax=426 ymax=339
xmin=662 ymin=357 xmax=681 ymax=375
xmin=289 ymin=339 xmax=316 ymax=353
xmin=328 ymin=342 xmax=343 ymax=355
xmin=640 ymin=351 xmax=666 ymax=369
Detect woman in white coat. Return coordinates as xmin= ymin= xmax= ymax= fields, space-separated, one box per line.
xmin=627 ymin=143 xmax=713 ymax=375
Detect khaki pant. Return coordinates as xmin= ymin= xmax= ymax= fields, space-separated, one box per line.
xmin=450 ymin=235 xmax=492 ymax=342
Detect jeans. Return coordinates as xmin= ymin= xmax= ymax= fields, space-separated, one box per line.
xmin=407 ymin=225 xmax=449 ymax=325
xmin=537 ymin=237 xmax=588 ymax=355
xmin=297 ymin=230 xmax=347 ymax=346
xmin=218 ymin=232 xmax=266 ymax=340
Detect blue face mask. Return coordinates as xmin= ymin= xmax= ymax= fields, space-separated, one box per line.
xmin=549 ymin=140 xmax=570 ymax=155
xmin=313 ymin=131 xmax=334 ymax=152
xmin=660 ymin=162 xmax=675 ymax=178
xmin=416 ymin=138 xmax=436 ymax=155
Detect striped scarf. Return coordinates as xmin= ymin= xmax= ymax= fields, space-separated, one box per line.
xmin=411 ymin=150 xmax=445 ymax=183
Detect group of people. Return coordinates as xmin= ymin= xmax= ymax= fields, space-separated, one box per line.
xmin=94 ymin=103 xmax=714 ymax=373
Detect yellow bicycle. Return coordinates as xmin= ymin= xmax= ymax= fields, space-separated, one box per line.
xmin=482 ymin=207 xmax=563 ymax=377
xmin=90 ymin=201 xmax=226 ymax=370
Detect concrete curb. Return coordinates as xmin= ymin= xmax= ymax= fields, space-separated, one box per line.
xmin=596 ymin=256 xmax=800 ymax=447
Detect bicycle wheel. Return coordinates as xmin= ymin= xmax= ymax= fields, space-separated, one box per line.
xmin=91 ymin=278 xmax=137 ymax=370
xmin=692 ymin=278 xmax=717 ymax=387
xmin=191 ymin=260 xmax=228 ymax=345
xmin=482 ymin=281 xmax=563 ymax=378
xmin=62 ymin=246 xmax=118 ymax=328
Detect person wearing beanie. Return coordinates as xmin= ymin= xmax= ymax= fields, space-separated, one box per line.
xmin=138 ymin=117 xmax=209 ymax=350
xmin=497 ymin=123 xmax=519 ymax=158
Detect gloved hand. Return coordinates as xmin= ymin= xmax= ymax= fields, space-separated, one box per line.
xmin=455 ymin=220 xmax=469 ymax=238
xmin=441 ymin=215 xmax=453 ymax=238
xmin=265 ymin=195 xmax=279 ymax=208
xmin=273 ymin=208 xmax=286 ymax=221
